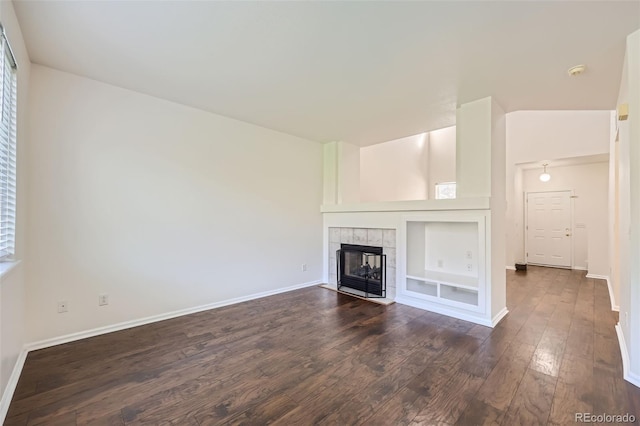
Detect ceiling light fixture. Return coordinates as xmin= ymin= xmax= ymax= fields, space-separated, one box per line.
xmin=568 ymin=64 xmax=586 ymax=76
xmin=539 ymin=163 xmax=551 ymax=182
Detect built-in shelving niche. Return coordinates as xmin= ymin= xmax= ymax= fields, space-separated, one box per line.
xmin=401 ymin=215 xmax=486 ymax=315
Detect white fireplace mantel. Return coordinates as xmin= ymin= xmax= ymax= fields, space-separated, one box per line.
xmin=320 ymin=197 xmax=490 ymax=213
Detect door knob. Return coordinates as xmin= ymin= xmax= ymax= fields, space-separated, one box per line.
xmin=566 ymin=233 xmax=571 ymax=237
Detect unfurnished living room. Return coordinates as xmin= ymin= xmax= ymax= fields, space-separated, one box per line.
xmin=0 ymin=1 xmax=639 ymax=425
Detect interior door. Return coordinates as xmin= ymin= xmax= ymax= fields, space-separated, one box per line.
xmin=526 ymin=191 xmax=572 ymax=268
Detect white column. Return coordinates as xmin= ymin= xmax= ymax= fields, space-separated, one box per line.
xmin=323 ymin=142 xmax=338 ymax=205
xmin=322 ymin=141 xmax=361 ymax=205
xmin=337 ymin=141 xmax=360 ymax=204
xmin=455 ymin=96 xmax=507 ymax=322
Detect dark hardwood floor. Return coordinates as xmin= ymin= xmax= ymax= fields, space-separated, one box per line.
xmin=5 ymin=266 xmax=640 ymax=425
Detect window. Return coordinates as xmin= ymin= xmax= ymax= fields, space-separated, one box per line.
xmin=0 ymin=26 xmax=16 ymax=260
xmin=435 ymin=182 xmax=456 ymax=200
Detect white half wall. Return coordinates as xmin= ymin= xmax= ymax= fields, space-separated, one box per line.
xmin=522 ymin=162 xmax=609 ymax=276
xmin=506 ymin=110 xmax=611 ymax=268
xmin=360 ymin=133 xmax=428 ymax=202
xmin=25 ymin=65 xmax=324 ymax=343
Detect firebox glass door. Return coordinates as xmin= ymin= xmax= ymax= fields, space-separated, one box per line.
xmin=343 ymin=252 xmax=382 ymax=285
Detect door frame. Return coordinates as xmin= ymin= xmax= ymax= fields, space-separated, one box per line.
xmin=524 ymin=189 xmax=574 ymax=269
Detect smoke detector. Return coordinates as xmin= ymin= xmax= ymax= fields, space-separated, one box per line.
xmin=568 ymin=64 xmax=586 ymax=76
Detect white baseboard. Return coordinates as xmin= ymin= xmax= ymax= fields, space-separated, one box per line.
xmin=492 ymin=307 xmax=509 ymax=327
xmin=0 ymin=349 xmax=28 ymax=423
xmin=573 ymin=266 xmax=588 ymax=271
xmin=395 ymin=295 xmax=494 ymax=327
xmin=615 ymin=323 xmax=640 ymax=389
xmin=26 ymin=280 xmax=322 ymax=352
xmin=586 ymin=273 xmax=608 ymax=279
xmin=606 ymin=277 xmax=620 ymax=312
xmin=0 ymin=279 xmax=321 ymax=424
xmin=505 ymin=266 xmax=516 ymax=271
xmin=585 ymin=274 xmax=619 ymax=311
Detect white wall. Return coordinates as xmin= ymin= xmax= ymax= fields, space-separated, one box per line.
xmin=506 ymin=111 xmax=611 ymax=268
xmin=25 ymin=65 xmax=323 ymax=343
xmin=522 ymin=162 xmax=609 ymax=275
xmin=608 ymin=111 xmax=619 ymax=308
xmin=507 ymin=111 xmax=612 ymax=163
xmin=0 ymin=0 xmax=31 ymax=416
xmin=428 ymin=126 xmax=456 ymax=199
xmin=1 ymin=267 xmax=24 ymax=400
xmin=424 ymin=222 xmax=479 ymax=275
xmin=616 ymin=29 xmax=640 ymax=386
xmin=360 ymin=133 xmax=428 ymax=202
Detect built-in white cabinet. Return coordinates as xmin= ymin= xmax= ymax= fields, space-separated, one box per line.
xmin=397 ymin=212 xmax=492 ymax=325
xmin=323 ymin=202 xmax=505 ymax=327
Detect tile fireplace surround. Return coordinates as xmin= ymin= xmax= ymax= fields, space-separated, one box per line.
xmin=328 ymin=227 xmax=396 ymax=299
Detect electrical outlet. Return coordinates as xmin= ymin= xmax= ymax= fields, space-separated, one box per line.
xmin=57 ymin=301 xmax=68 ymax=313
xmin=466 ymin=251 xmax=473 ymax=260
xmin=98 ymin=294 xmax=109 ymax=306
xmin=437 ymin=259 xmax=443 ymax=268
xmin=301 ymin=264 xmax=307 ymax=272
xmin=467 ymin=264 xmax=473 ymax=272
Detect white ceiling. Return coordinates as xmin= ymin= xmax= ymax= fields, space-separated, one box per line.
xmin=13 ymin=1 xmax=640 ymax=146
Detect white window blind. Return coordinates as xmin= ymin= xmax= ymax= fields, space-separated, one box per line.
xmin=0 ymin=29 xmax=17 ymax=260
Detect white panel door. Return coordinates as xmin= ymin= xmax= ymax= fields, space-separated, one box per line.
xmin=526 ymin=191 xmax=572 ymax=268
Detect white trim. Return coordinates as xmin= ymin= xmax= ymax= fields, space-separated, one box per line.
xmin=0 ymin=348 xmax=27 ymax=423
xmin=492 ymin=307 xmax=509 ymax=327
xmin=0 ymin=259 xmax=20 ymax=280
xmin=505 ymin=266 xmax=516 ymax=271
xmin=321 ymin=197 xmax=490 ymax=213
xmin=615 ymin=323 xmax=640 ymax=388
xmin=527 ymin=263 xmax=571 ymax=270
xmin=395 ymin=295 xmax=494 ymax=327
xmin=607 ymin=277 xmax=619 ymax=311
xmin=607 ymin=277 xmax=620 ymax=312
xmin=572 ymin=266 xmax=588 ymax=271
xmin=25 ymin=279 xmax=322 ymax=352
xmin=585 ymin=273 xmax=608 ymax=279
xmin=585 ymin=274 xmax=619 ymax=311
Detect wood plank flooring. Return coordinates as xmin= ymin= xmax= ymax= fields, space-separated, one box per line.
xmin=5 ymin=266 xmax=640 ymax=425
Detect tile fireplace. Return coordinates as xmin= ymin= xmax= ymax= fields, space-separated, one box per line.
xmin=328 ymin=227 xmax=397 ymax=299
xmin=337 ymin=243 xmax=386 ymax=298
